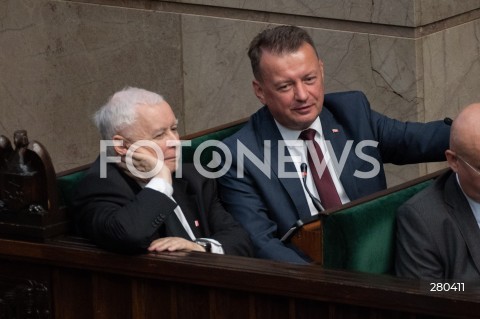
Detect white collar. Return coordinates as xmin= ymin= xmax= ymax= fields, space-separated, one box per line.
xmin=274 ymin=117 xmax=323 ymax=141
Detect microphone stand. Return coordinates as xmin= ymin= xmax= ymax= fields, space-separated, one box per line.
xmin=280 ymin=163 xmax=327 ymax=242
xmin=300 ymin=163 xmax=325 ymax=213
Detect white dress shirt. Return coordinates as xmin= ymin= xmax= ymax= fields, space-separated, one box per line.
xmin=275 ymin=118 xmax=350 ymax=215
xmin=144 ymin=177 xmax=224 ymax=253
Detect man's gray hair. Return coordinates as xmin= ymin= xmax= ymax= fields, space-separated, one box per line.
xmin=93 ymin=87 xmax=164 ymax=140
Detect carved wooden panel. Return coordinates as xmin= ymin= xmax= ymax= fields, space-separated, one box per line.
xmin=0 ymin=236 xmax=479 ymax=319
xmin=0 ymin=260 xmax=52 ymax=319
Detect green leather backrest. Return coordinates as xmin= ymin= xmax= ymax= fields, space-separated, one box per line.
xmin=322 ymin=180 xmax=433 ymax=275
xmin=181 ymin=123 xmax=244 ymax=164
xmin=57 ymin=123 xmax=245 ymax=209
xmin=58 ymin=121 xmax=433 ymax=274
xmin=57 ymin=170 xmax=88 ymax=209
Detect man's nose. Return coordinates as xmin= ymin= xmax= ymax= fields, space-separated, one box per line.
xmin=294 ymin=83 xmax=308 ymax=101
xmin=166 ymin=131 xmax=180 ymax=146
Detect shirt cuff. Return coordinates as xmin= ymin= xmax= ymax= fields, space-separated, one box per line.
xmin=145 ymin=177 xmax=173 ymax=197
xmin=197 ymin=238 xmax=224 ymax=254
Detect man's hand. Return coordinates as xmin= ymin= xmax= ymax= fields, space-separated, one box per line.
xmin=148 ymin=237 xmax=206 ymax=252
xmin=119 ymin=146 xmax=172 ymax=184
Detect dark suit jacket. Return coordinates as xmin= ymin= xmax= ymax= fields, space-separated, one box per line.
xmin=73 ymin=157 xmax=253 ymax=256
xmin=219 ymin=91 xmax=450 ymax=264
xmin=395 ymin=170 xmax=480 ymax=281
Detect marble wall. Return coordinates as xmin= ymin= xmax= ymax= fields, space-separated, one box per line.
xmin=1 ymin=0 xmax=480 ymax=186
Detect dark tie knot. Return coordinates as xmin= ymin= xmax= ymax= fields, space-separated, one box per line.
xmin=299 ymin=128 xmax=316 ymax=141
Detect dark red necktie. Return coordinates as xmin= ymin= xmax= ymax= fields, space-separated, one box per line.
xmin=299 ymin=128 xmax=342 ymax=209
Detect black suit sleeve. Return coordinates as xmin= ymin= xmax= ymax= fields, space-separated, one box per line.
xmin=73 ymin=163 xmax=177 ymax=254
xmin=179 ymin=165 xmax=253 ymax=257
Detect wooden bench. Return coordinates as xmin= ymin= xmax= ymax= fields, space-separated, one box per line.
xmin=0 ymin=235 xmax=478 ymax=318
xmin=56 ymin=119 xmax=446 ymax=276
xmin=291 ymin=168 xmax=447 ymax=274
xmin=1 ymin=120 xmax=476 ymax=318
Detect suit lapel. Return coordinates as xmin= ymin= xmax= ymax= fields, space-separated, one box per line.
xmin=320 ymin=108 xmax=359 ymax=200
xmin=258 ymin=107 xmax=312 ymax=220
xmin=444 ymin=173 xmax=480 ymax=273
xmin=172 ymin=178 xmax=204 ymax=239
xmin=119 ymin=167 xmax=199 ymax=240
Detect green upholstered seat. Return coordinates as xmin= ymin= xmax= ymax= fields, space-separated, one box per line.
xmin=56 ymin=122 xmax=245 ymax=211
xmin=57 ymin=170 xmax=88 ymax=209
xmin=181 ymin=123 xmax=244 ymax=165
xmin=322 ymin=180 xmax=433 ymax=275
xmin=57 ymin=119 xmax=437 ymax=275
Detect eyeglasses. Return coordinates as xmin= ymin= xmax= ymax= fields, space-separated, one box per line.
xmin=457 ymin=155 xmax=480 ymax=176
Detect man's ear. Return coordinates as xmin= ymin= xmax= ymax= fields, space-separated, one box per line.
xmin=252 ymin=79 xmax=266 ymax=105
xmin=445 ymin=149 xmax=459 ymax=172
xmin=318 ymin=59 xmax=324 ymax=80
xmin=113 ymin=135 xmax=128 ymax=156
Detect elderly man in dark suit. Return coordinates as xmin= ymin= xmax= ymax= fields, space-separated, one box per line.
xmin=218 ymin=25 xmax=450 ymax=264
xmin=396 ymin=103 xmax=480 ymax=281
xmin=73 ymin=87 xmax=252 ymax=256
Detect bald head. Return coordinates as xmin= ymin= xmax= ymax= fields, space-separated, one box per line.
xmin=450 ymin=103 xmax=480 ymax=158
xmin=446 ymin=103 xmax=480 ymax=201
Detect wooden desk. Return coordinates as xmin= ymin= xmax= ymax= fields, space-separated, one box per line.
xmin=0 ymin=236 xmax=478 ymax=318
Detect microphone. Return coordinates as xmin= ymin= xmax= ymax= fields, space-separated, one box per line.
xmin=279 ymin=163 xmax=326 ymax=243
xmin=300 ymin=163 xmax=325 ymax=213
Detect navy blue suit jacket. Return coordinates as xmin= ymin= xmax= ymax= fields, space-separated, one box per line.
xmin=219 ymin=91 xmax=450 ymax=264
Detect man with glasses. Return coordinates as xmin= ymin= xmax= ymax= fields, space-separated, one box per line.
xmin=395 ymin=103 xmax=480 ymax=281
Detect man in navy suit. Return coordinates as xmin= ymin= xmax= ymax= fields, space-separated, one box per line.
xmin=218 ymin=25 xmax=450 ymax=264
xmin=396 ymin=103 xmax=480 ymax=281
xmin=74 ymin=87 xmax=252 ymax=256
